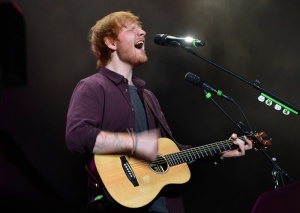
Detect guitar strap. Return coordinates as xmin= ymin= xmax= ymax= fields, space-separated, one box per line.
xmin=143 ymin=91 xmax=180 ymax=146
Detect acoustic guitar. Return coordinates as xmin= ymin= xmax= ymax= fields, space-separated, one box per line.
xmin=94 ymin=131 xmax=271 ymax=208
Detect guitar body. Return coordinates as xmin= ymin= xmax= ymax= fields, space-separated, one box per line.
xmin=93 ymin=131 xmax=272 ymax=209
xmin=94 ymin=138 xmax=191 ymax=208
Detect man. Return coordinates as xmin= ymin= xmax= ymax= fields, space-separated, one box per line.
xmin=65 ymin=11 xmax=252 ymax=213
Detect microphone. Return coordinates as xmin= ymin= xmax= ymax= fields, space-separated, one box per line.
xmin=185 ymin=72 xmax=233 ymax=101
xmin=154 ymin=34 xmax=205 ymax=48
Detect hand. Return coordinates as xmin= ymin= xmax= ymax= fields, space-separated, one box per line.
xmin=220 ymin=133 xmax=253 ymax=158
xmin=133 ymin=128 xmax=161 ymax=162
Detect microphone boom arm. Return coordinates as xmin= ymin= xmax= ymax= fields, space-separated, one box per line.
xmin=183 ymin=47 xmax=300 ymax=115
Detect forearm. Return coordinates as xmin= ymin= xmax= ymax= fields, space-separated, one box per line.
xmin=92 ymin=130 xmax=133 ymax=155
xmin=93 ymin=129 xmax=160 ymax=162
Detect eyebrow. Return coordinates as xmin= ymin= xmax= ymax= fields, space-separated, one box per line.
xmin=123 ymin=23 xmax=141 ymax=30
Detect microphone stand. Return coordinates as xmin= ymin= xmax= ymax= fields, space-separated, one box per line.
xmin=259 ymin=147 xmax=294 ymax=189
xmin=180 ymin=47 xmax=297 ymax=188
xmin=183 ymin=47 xmax=300 ymax=115
xmin=198 ymin=86 xmax=294 ymax=189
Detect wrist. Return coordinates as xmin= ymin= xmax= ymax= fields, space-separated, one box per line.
xmin=133 ymin=132 xmax=138 ymax=155
xmin=127 ymin=128 xmax=137 ymax=156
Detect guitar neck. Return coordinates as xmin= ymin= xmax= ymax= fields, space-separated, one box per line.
xmin=165 ymin=136 xmax=247 ymax=166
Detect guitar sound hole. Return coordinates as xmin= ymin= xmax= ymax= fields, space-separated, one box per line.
xmin=149 ymin=155 xmax=169 ymax=174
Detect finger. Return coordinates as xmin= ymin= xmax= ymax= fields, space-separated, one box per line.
xmin=230 ymin=133 xmax=237 ymax=140
xmin=233 ymin=139 xmax=245 ymax=155
xmin=239 ymin=145 xmax=245 ymax=155
xmin=233 ymin=138 xmax=244 ymax=146
xmin=244 ymin=138 xmax=253 ymax=150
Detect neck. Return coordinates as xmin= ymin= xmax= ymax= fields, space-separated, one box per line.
xmin=106 ymin=61 xmax=133 ymax=85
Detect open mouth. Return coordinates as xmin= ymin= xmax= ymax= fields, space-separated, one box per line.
xmin=134 ymin=41 xmax=144 ymax=49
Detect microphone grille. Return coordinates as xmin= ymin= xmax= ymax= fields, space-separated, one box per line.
xmin=185 ymin=72 xmax=199 ymax=84
xmin=154 ymin=34 xmax=168 ymax=45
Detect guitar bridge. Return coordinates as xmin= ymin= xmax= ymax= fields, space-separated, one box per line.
xmin=120 ymin=156 xmax=139 ymax=187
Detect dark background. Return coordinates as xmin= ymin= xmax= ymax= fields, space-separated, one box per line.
xmin=1 ymin=0 xmax=300 ymax=212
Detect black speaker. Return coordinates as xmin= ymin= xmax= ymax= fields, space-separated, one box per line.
xmin=0 ymin=1 xmax=26 ymax=89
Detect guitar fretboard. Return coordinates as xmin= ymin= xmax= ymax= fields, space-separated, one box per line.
xmin=165 ymin=136 xmax=247 ymax=166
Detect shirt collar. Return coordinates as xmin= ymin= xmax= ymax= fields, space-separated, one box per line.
xmin=99 ymin=67 xmax=146 ymax=89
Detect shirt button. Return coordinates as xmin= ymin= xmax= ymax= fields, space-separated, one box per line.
xmin=132 ymin=108 xmax=134 ymax=111
xmin=125 ymin=89 xmax=128 ymax=92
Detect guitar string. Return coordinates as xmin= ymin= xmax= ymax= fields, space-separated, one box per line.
xmin=171 ymin=136 xmax=249 ymax=163
xmin=166 ymin=136 xmax=245 ymax=161
xmin=128 ymin=136 xmax=249 ymax=170
xmin=127 ymin=138 xmax=239 ymax=174
xmin=124 ymin=134 xmax=269 ymax=176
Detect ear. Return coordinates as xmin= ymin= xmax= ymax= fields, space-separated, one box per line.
xmin=104 ymin=37 xmax=117 ymax=51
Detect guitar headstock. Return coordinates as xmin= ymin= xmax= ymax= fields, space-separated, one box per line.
xmin=248 ymin=131 xmax=272 ymax=148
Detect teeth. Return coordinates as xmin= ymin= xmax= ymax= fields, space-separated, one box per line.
xmin=135 ymin=41 xmax=144 ymax=45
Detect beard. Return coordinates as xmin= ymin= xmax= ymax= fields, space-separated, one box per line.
xmin=116 ymin=44 xmax=148 ymax=67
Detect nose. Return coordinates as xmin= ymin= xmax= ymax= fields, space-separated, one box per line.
xmin=139 ymin=28 xmax=146 ymax=36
